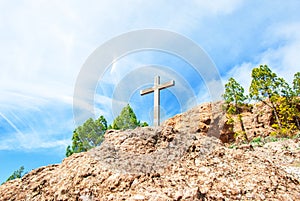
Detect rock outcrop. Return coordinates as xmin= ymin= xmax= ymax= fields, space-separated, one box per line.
xmin=163 ymin=101 xmax=276 ymax=143
xmin=0 ymin=102 xmax=299 ymax=200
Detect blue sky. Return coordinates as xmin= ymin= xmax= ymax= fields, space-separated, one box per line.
xmin=1 ymin=0 xmax=300 ymax=182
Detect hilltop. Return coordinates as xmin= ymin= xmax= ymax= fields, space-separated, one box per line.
xmin=0 ymin=102 xmax=299 ymax=200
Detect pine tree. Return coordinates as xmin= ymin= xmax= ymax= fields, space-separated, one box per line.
xmin=272 ymin=76 xmax=299 ymax=135
xmin=5 ymin=166 xmax=25 ymax=183
xmin=111 ymin=104 xmax=141 ymax=129
xmin=222 ymin=77 xmax=247 ymax=114
xmin=249 ymin=65 xmax=283 ymax=129
xmin=292 ymin=72 xmax=300 ymax=129
xmin=65 ymin=115 xmax=107 ymax=157
xmin=222 ymin=77 xmax=248 ymax=141
xmin=111 ymin=104 xmax=148 ymax=130
xmin=66 ymin=131 xmax=86 ymax=157
xmin=293 ymin=72 xmax=300 ymax=96
xmin=249 ymin=65 xmax=299 ymax=136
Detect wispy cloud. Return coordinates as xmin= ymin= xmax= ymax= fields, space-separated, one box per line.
xmin=0 ymin=112 xmax=24 ymax=136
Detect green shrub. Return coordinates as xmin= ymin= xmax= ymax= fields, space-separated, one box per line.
xmin=292 ymin=132 xmax=300 ymax=139
xmin=265 ymin=136 xmax=278 ymax=142
xmin=251 ymin=136 xmax=262 ymax=143
xmin=228 ymin=144 xmax=237 ymax=149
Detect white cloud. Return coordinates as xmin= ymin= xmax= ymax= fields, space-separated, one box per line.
xmin=0 ymin=1 xmax=91 ymax=96
xmin=225 ymin=62 xmax=254 ymax=95
xmin=226 ymin=22 xmax=300 ymax=91
xmin=0 ymin=132 xmax=70 ymax=151
xmin=263 ymin=22 xmax=300 ymax=82
xmin=0 ymin=0 xmax=245 ymax=114
xmin=193 ymin=0 xmax=243 ymax=15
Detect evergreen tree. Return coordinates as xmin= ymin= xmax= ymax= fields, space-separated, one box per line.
xmin=222 ymin=77 xmax=247 ymax=114
xmin=139 ymin=121 xmax=149 ymax=127
xmin=222 ymin=65 xmax=299 ymax=137
xmin=111 ymin=104 xmax=148 ymax=129
xmin=5 ymin=166 xmax=25 ymax=182
xmin=293 ymin=72 xmax=300 ymax=96
xmin=276 ymin=96 xmax=299 ymax=134
xmin=248 ymin=65 xmax=299 ymax=135
xmin=222 ymin=77 xmax=248 ymax=141
xmin=292 ymin=72 xmax=300 ymax=129
xmin=275 ymin=77 xmax=297 ymax=133
xmin=65 ymin=115 xmax=107 ymax=157
xmin=249 ymin=65 xmax=284 ymax=129
xmin=66 ymin=131 xmax=86 ymax=157
xmin=270 ymin=75 xmax=299 ymax=134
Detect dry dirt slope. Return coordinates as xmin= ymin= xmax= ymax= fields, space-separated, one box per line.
xmin=0 ymin=102 xmax=299 ymax=200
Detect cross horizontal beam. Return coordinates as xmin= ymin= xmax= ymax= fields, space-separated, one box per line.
xmin=140 ymin=80 xmax=175 ymax=95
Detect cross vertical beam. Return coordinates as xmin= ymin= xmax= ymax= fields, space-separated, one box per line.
xmin=154 ymin=76 xmax=160 ymax=127
xmin=140 ymin=75 xmax=175 ymax=126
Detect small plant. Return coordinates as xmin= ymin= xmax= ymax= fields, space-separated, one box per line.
xmin=228 ymin=144 xmax=237 ymax=149
xmin=265 ymin=136 xmax=278 ymax=143
xmin=250 ymin=136 xmax=264 ymax=147
xmin=234 ymin=131 xmax=248 ymax=143
xmin=292 ymin=132 xmax=300 ymax=139
xmin=270 ymin=131 xmax=278 ymax=137
xmin=226 ymin=116 xmax=234 ymax=125
xmin=251 ymin=136 xmax=262 ymax=143
xmin=270 ymin=137 xmax=278 ymax=142
xmin=279 ymin=137 xmax=289 ymax=141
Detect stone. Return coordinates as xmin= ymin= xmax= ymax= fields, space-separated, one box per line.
xmin=131 ymin=194 xmax=145 ymax=200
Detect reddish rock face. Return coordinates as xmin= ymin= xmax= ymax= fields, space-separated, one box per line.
xmin=163 ymin=101 xmax=277 ymax=143
xmin=1 ymin=102 xmax=299 ymax=200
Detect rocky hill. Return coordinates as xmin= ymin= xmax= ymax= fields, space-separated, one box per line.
xmin=0 ymin=102 xmax=299 ymax=200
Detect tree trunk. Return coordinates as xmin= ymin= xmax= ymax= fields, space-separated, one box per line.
xmin=238 ymin=114 xmax=248 ymax=142
xmin=271 ymin=101 xmax=282 ymax=129
xmin=262 ymin=99 xmax=282 ymax=129
xmin=295 ymin=116 xmax=300 ymax=130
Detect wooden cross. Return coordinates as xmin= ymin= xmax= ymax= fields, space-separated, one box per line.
xmin=140 ymin=75 xmax=175 ymax=126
